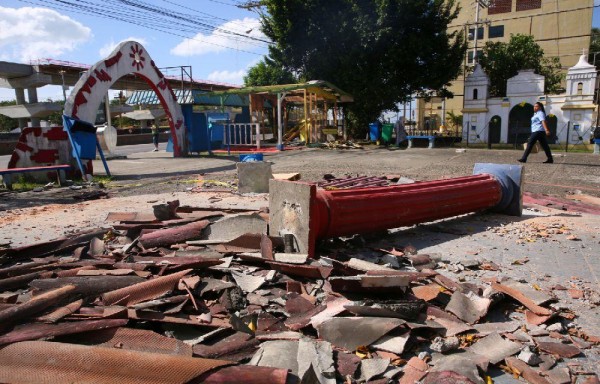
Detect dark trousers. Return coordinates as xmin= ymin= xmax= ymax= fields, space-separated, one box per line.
xmin=521 ymin=131 xmax=553 ymax=161
xmin=152 ymin=134 xmax=159 ymax=146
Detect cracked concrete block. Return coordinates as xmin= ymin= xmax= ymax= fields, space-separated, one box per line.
xmin=237 ymin=161 xmax=273 ymax=193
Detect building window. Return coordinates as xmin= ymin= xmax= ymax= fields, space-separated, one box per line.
xmin=516 ymin=0 xmax=541 ymax=11
xmin=468 ymin=27 xmax=484 ymax=41
xmin=473 ymin=89 xmax=479 ymax=100
xmin=488 ymin=25 xmax=504 ymax=39
xmin=467 ymin=50 xmax=483 ymax=65
xmin=577 ymin=82 xmax=583 ymax=95
xmin=488 ymin=0 xmax=511 ymax=14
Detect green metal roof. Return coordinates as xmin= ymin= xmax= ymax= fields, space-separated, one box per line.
xmin=202 ymin=80 xmax=354 ymax=103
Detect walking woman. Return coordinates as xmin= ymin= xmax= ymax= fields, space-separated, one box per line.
xmin=518 ymin=102 xmax=553 ymax=164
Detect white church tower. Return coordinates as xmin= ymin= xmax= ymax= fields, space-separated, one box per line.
xmin=462 ymin=64 xmax=490 ymax=142
xmin=561 ymin=54 xmax=597 ymax=142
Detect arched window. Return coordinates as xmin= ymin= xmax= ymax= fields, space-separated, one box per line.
xmin=577 ymin=82 xmax=583 ymax=95
xmin=473 ymin=88 xmax=479 ymax=100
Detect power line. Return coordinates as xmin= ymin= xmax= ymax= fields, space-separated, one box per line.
xmin=16 ymin=0 xmax=270 ymax=55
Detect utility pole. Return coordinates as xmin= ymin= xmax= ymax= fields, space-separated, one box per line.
xmin=472 ymin=0 xmax=492 ymax=65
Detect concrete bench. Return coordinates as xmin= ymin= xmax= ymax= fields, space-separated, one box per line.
xmin=407 ymin=135 xmax=435 ymax=149
xmin=0 ymin=165 xmax=71 ymax=190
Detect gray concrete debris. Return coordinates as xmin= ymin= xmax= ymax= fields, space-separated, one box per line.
xmin=256 ymin=331 xmax=303 ymax=341
xmin=445 ymin=291 xmax=491 ymax=324
xmin=274 ymin=253 xmax=308 ymax=264
xmin=237 ymin=161 xmax=273 ymax=194
xmin=430 ymin=336 xmax=460 ymax=353
xmin=249 ymin=340 xmax=299 ymax=375
xmin=430 ymin=354 xmax=485 ymax=384
xmin=517 ymin=347 xmax=543 ymax=366
xmin=315 ymin=317 xmax=404 ymax=351
xmin=396 ymin=177 xmax=416 ymax=184
xmin=467 ymin=332 xmax=522 ymax=364
xmin=545 ymin=322 xmax=564 ymax=333
xmin=360 ymin=358 xmax=390 ymax=382
xmin=371 ymin=331 xmax=411 ymax=355
xmin=230 ymin=270 xmax=265 ymax=293
xmin=473 ymin=321 xmax=521 ymax=336
xmin=347 ymin=258 xmax=394 ymax=272
xmin=418 ymin=352 xmax=431 ymax=361
xmin=204 ymin=213 xmax=267 ymax=242
xmin=297 ymin=339 xmax=336 ymax=384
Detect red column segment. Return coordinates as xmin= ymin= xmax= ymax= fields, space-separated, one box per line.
xmin=312 ymin=174 xmax=502 ymax=239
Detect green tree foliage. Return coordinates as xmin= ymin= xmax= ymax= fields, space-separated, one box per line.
xmin=0 ymin=100 xmax=18 ymax=132
xmin=259 ymin=0 xmax=466 ymax=137
xmin=244 ymin=58 xmax=297 ymax=86
xmin=478 ymin=34 xmax=564 ymax=97
xmin=445 ymin=111 xmax=462 ymax=131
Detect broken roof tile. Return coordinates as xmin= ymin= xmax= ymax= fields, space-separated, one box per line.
xmin=445 ymin=291 xmax=491 ymax=325
xmin=315 ymin=317 xmax=404 ymax=351
xmin=467 ymin=332 xmax=522 ymax=364
xmin=101 ymin=269 xmax=192 ymax=306
xmin=492 ymin=282 xmax=553 ymax=316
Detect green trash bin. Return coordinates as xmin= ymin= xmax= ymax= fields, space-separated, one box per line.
xmin=381 ymin=123 xmax=394 ymax=145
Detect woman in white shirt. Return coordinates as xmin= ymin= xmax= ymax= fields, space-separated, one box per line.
xmin=518 ymin=102 xmax=553 ymax=164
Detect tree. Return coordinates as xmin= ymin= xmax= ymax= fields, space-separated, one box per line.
xmin=478 ymin=34 xmax=564 ymax=97
xmin=244 ymin=58 xmax=297 ymax=86
xmin=589 ymin=28 xmax=600 ymax=65
xmin=0 ymin=100 xmax=18 ymax=132
xmin=259 ymin=0 xmax=466 ymax=137
xmin=445 ymin=111 xmax=462 ymax=131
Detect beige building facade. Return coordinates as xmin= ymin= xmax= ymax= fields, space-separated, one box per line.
xmin=415 ymin=0 xmax=594 ymax=132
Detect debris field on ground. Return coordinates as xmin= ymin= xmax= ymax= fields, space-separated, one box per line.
xmin=0 ymin=177 xmax=599 ymax=384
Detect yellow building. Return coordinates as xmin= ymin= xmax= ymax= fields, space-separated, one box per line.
xmin=416 ymin=0 xmax=594 ymax=132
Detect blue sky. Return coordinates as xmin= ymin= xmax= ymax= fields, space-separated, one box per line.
xmin=0 ymin=0 xmax=269 ymax=101
xmin=1 ymin=1 xmax=599 ymax=102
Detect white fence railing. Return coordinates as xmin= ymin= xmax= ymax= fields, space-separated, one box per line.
xmin=223 ymin=123 xmax=261 ymax=149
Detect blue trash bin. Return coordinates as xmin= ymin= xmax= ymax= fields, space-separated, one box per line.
xmin=239 ymin=153 xmax=263 ymax=162
xmin=369 ymin=122 xmax=381 ymax=142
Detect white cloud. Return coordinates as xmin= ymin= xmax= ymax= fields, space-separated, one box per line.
xmin=596 ymin=0 xmax=600 ymax=7
xmin=99 ymin=37 xmax=148 ymax=58
xmin=171 ymin=17 xmax=267 ymax=56
xmin=206 ymin=69 xmax=247 ymax=85
xmin=0 ymin=6 xmax=92 ymax=62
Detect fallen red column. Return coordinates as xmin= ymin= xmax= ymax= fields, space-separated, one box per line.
xmin=270 ymin=163 xmax=523 ymax=257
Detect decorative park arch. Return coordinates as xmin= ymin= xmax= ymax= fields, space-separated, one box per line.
xmin=63 ymin=41 xmax=188 ymax=156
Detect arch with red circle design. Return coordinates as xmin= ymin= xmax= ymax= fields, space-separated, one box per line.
xmin=63 ymin=41 xmax=187 ymax=156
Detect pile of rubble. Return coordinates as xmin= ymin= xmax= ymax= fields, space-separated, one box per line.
xmin=0 ymin=199 xmax=598 ymax=384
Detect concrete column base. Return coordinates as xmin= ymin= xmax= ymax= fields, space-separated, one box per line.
xmin=237 ymin=161 xmax=273 ymax=194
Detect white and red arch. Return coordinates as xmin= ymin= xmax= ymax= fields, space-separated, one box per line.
xmin=63 ymin=41 xmax=188 ymax=156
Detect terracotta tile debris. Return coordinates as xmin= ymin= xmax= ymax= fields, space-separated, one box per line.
xmin=0 ymin=200 xmax=597 ymax=384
